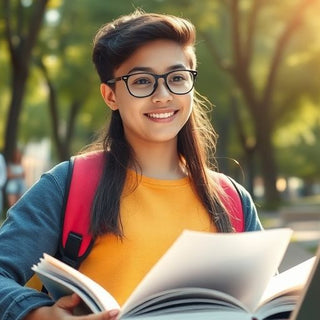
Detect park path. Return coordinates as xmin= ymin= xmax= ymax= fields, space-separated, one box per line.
xmin=260 ymin=208 xmax=320 ymax=272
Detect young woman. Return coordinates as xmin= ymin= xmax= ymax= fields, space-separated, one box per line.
xmin=0 ymin=10 xmax=262 ymax=320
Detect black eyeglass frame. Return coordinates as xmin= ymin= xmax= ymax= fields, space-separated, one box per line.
xmin=106 ymin=69 xmax=198 ymax=98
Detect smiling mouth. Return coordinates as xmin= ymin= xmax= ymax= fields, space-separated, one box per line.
xmin=146 ymin=111 xmax=176 ymax=119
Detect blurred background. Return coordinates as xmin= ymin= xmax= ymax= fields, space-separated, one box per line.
xmin=1 ymin=0 xmax=320 ymax=246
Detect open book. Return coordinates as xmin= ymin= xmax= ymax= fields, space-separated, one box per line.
xmin=32 ymin=229 xmax=316 ymax=320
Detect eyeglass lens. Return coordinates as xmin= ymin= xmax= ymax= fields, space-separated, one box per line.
xmin=126 ymin=70 xmax=195 ymax=97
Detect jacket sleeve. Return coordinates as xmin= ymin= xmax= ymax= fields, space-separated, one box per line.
xmin=0 ymin=161 xmax=69 ymax=320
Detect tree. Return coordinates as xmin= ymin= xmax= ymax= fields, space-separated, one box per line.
xmin=2 ymin=0 xmax=49 ymax=160
xmin=36 ymin=58 xmax=84 ymax=160
xmin=33 ymin=0 xmax=95 ymax=161
xmin=31 ymin=0 xmax=137 ymax=160
xmin=196 ymin=0 xmax=317 ymax=203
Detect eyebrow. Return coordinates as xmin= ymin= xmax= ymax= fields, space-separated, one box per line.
xmin=127 ymin=64 xmax=187 ymax=74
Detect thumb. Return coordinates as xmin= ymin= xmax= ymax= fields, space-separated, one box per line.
xmin=56 ymin=293 xmax=82 ymax=311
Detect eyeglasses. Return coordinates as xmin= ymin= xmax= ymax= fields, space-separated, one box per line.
xmin=106 ymin=69 xmax=197 ymax=98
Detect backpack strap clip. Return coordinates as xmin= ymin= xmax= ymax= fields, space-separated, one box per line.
xmin=61 ymin=232 xmax=83 ymax=269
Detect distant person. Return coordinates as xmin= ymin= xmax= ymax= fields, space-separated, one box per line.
xmin=0 ymin=152 xmax=6 ymax=214
xmin=5 ymin=148 xmax=26 ymax=207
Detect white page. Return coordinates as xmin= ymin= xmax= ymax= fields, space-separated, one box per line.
xmin=35 ymin=269 xmax=101 ymax=313
xmin=33 ymin=254 xmax=120 ymax=311
xmin=122 ymin=229 xmax=292 ymax=315
xmin=126 ymin=287 xmax=249 ymax=316
xmin=259 ymin=256 xmax=316 ymax=305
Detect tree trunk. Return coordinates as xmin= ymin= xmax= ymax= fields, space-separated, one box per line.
xmin=229 ymin=93 xmax=257 ymax=196
xmin=39 ymin=61 xmax=82 ymax=161
xmin=255 ymin=119 xmax=280 ymax=205
xmin=242 ymin=149 xmax=256 ymax=197
xmin=4 ymin=68 xmax=28 ymax=160
xmin=53 ymin=99 xmax=82 ymax=162
xmin=3 ymin=0 xmax=49 ymax=160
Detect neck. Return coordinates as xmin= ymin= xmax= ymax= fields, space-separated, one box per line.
xmin=130 ymin=139 xmax=186 ymax=180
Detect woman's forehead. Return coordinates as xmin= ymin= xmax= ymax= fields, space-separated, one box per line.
xmin=115 ymin=39 xmax=194 ymax=75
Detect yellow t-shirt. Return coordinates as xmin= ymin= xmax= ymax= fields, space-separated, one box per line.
xmin=79 ymin=170 xmax=216 ymax=306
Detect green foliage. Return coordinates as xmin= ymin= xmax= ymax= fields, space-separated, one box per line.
xmin=275 ymin=102 xmax=320 ymax=179
xmin=1 ymin=0 xmax=320 ymax=183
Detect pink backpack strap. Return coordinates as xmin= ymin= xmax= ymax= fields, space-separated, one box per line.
xmin=58 ymin=151 xmax=105 ymax=268
xmin=214 ymin=172 xmax=245 ymax=232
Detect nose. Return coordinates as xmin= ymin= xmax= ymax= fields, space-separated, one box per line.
xmin=151 ymin=78 xmax=173 ymax=103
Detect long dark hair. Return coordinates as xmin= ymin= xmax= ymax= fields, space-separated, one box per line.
xmin=88 ymin=10 xmax=234 ymax=237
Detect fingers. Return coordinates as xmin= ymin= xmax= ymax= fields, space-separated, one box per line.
xmin=75 ymin=308 xmax=120 ymax=320
xmin=105 ymin=309 xmax=120 ymax=320
xmin=56 ymin=294 xmax=82 ymax=313
xmin=56 ymin=294 xmax=120 ymax=320
xmin=24 ymin=294 xmax=120 ymax=320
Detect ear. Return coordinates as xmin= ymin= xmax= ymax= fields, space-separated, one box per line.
xmin=100 ymin=83 xmax=118 ymax=110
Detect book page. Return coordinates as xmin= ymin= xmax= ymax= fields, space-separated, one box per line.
xmin=125 ymin=287 xmax=250 ymax=317
xmin=32 ymin=254 xmax=120 ymax=312
xmin=35 ymin=269 xmax=100 ymax=314
xmin=121 ymin=229 xmax=293 ymax=315
xmin=258 ymin=256 xmax=316 ymax=306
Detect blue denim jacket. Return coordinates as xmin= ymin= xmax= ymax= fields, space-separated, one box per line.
xmin=0 ymin=161 xmax=262 ymax=319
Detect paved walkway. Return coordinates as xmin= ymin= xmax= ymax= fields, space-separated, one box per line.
xmin=260 ymin=209 xmax=320 ymax=272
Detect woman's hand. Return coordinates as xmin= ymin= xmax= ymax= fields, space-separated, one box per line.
xmin=24 ymin=294 xmax=120 ymax=320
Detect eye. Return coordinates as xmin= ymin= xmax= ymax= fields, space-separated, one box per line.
xmin=134 ymin=78 xmax=150 ymax=84
xmin=172 ymin=75 xmax=184 ymax=82
xmin=168 ymin=71 xmax=188 ymax=83
xmin=134 ymin=78 xmax=151 ymax=84
xmin=129 ymin=74 xmax=153 ymax=86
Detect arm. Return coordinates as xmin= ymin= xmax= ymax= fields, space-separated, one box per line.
xmin=0 ymin=162 xmax=68 ymax=319
xmin=0 ymin=162 xmax=121 ymax=320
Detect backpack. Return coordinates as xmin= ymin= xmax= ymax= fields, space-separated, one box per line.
xmin=58 ymin=151 xmax=244 ymax=269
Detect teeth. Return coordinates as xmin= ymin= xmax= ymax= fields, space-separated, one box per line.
xmin=148 ymin=112 xmax=175 ymax=119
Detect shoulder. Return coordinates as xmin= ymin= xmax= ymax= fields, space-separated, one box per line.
xmin=43 ymin=160 xmax=71 ymax=194
xmin=42 ymin=151 xmax=105 ymax=194
xmin=210 ymin=171 xmax=263 ymax=232
xmin=226 ymin=175 xmax=263 ymax=232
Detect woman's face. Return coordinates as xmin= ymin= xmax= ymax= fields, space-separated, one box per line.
xmin=100 ymin=39 xmax=195 ymax=149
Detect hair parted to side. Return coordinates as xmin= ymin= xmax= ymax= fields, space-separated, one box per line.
xmin=88 ymin=10 xmax=234 ymax=238
xmin=92 ymin=9 xmax=197 ymax=83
